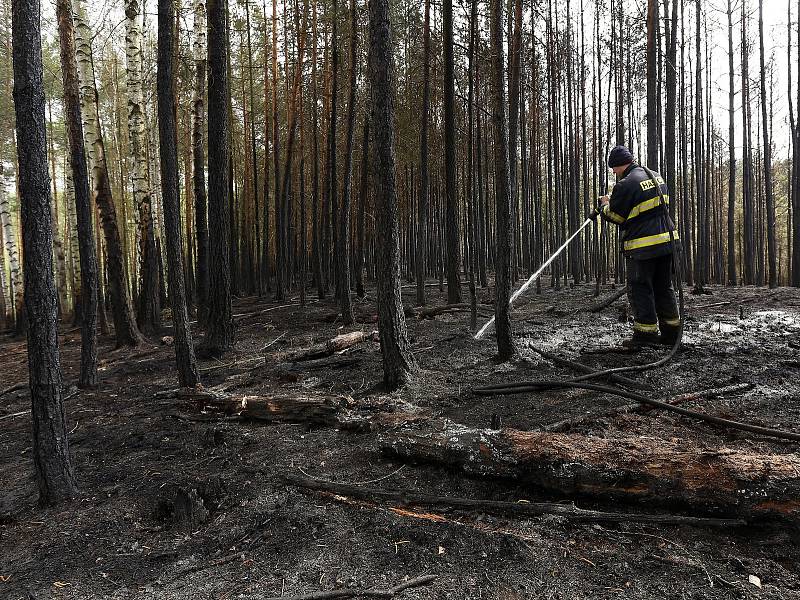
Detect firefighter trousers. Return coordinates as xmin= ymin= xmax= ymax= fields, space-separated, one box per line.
xmin=625 ymin=254 xmax=680 ymax=334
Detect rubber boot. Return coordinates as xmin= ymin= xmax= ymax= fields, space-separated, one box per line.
xmin=659 ymin=323 xmax=682 ymax=347
xmin=621 ymin=330 xmax=660 ymax=349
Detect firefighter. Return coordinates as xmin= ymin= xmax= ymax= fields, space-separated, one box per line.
xmin=594 ymin=145 xmax=681 ymax=348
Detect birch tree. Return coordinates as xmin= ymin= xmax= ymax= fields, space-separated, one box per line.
xmin=74 ymin=0 xmax=142 ymax=347
xmin=125 ymin=0 xmax=161 ymax=334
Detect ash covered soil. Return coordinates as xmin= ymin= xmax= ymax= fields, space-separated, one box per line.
xmin=2 ymin=283 xmax=800 ymax=599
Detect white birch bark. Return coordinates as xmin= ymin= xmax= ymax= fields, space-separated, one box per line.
xmin=0 ymin=163 xmax=23 ymax=322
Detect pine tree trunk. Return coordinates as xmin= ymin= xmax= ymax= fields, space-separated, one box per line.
xmin=199 ymin=0 xmax=235 ymax=357
xmin=367 ymin=0 xmax=417 ymax=389
xmin=337 ymin=0 xmax=357 ymax=325
xmin=74 ymin=0 xmax=141 ymax=347
xmin=192 ymin=0 xmax=209 ymax=318
xmin=758 ymin=0 xmax=777 ymax=288
xmin=443 ymin=0 xmax=461 ymax=303
xmin=415 ymin=0 xmax=431 ymax=307
xmin=12 ymin=0 xmax=79 ymax=504
xmin=157 ymin=0 xmax=201 ymax=386
xmin=727 ymin=0 xmax=737 ymax=286
xmin=646 ymin=0 xmax=658 ymax=169
xmin=489 ymin=0 xmax=515 ymax=360
xmin=356 ymin=119 xmax=369 ymax=299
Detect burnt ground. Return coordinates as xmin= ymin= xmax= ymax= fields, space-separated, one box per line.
xmin=1 ymin=282 xmax=800 ymax=599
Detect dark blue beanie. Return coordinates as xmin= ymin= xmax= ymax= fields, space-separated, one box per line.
xmin=608 ymin=145 xmax=634 ymax=168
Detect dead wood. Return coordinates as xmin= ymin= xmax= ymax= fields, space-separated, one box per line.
xmin=408 ymin=303 xmax=492 ymax=320
xmin=588 ymin=287 xmax=628 ymax=312
xmin=0 ymin=382 xmax=27 ymax=398
xmin=203 ymin=393 xmax=350 ymax=426
xmin=285 ymin=475 xmax=745 ymax=527
xmin=264 ymin=574 xmax=437 ymax=600
xmin=273 ymin=330 xmax=378 ymax=363
xmin=379 ymin=423 xmax=800 ymax=519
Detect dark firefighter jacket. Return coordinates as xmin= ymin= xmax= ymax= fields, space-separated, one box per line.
xmin=600 ymin=163 xmax=679 ymax=260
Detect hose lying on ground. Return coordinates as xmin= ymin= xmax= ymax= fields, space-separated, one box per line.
xmin=474 ymin=380 xmax=800 ymax=443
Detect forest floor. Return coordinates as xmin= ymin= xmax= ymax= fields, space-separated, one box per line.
xmin=2 ymin=281 xmax=800 ymax=599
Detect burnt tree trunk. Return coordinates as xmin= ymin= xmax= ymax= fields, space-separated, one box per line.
xmin=489 ymin=0 xmax=514 ymax=360
xmin=367 ymin=0 xmax=417 ymax=389
xmin=12 ymin=0 xmax=79 ymax=504
xmin=199 ymin=0 xmax=235 ymax=357
xmin=758 ymin=0 xmax=777 ymax=288
xmin=337 ymin=0 xmax=357 ymax=324
xmin=443 ymin=0 xmax=461 ymax=303
xmin=416 ymin=0 xmax=431 ymax=307
xmin=158 ymin=0 xmax=201 ymax=386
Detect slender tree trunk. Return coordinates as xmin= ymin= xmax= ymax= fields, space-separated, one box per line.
xmin=727 ymin=0 xmax=737 ymax=286
xmin=199 ymin=0 xmax=235 ymax=357
xmin=368 ymin=0 xmax=417 ymax=388
xmin=489 ymin=0 xmax=515 ymax=360
xmin=416 ymin=0 xmax=431 ymax=307
xmin=56 ymin=0 xmax=98 ymax=388
xmin=443 ymin=0 xmax=461 ymax=303
xmin=192 ymin=0 xmax=209 ymax=318
xmin=337 ymin=0 xmax=357 ymax=324
xmin=125 ymin=0 xmax=161 ymax=336
xmin=758 ymin=0 xmax=777 ymax=288
xmin=356 ymin=118 xmax=369 ymax=299
xmin=157 ymin=0 xmax=201 ymax=386
xmin=646 ymin=0 xmax=658 ymax=169
xmin=0 ymin=164 xmax=23 ymax=330
xmin=12 ymin=0 xmax=79 ymax=504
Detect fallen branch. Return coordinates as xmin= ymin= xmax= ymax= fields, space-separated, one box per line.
xmin=154 ymin=386 xmax=426 ymax=431
xmin=380 ymin=422 xmax=800 ymax=519
xmin=0 ymin=382 xmax=26 ymax=398
xmin=693 ymin=301 xmax=733 ymax=310
xmin=286 ymin=475 xmax=744 ymax=527
xmin=264 ymin=574 xmax=437 ymax=600
xmin=588 ymin=287 xmax=628 ymax=313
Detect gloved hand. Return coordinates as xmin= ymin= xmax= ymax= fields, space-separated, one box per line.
xmin=587 ymin=205 xmax=601 ymax=220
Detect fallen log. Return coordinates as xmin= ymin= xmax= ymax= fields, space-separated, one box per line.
xmin=409 ymin=303 xmax=492 ymax=320
xmin=275 ymin=331 xmax=377 ymax=363
xmin=380 ymin=423 xmax=800 ymax=519
xmin=270 ymin=355 xmax=361 ymax=382
xmin=588 ymin=287 xmax=628 ymax=312
xmin=155 ymin=386 xmax=426 ymax=430
xmin=201 ymin=393 xmax=349 ymax=426
xmin=286 ymin=474 xmax=744 ymax=527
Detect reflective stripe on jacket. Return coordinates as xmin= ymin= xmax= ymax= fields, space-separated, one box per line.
xmin=600 ymin=163 xmax=679 ymax=260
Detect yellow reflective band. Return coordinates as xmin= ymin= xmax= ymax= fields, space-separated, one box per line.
xmin=661 ymin=317 xmax=681 ymax=326
xmin=602 ymin=204 xmax=625 ymax=224
xmin=633 ymin=321 xmax=659 ymax=333
xmin=629 ymin=195 xmax=669 ymax=220
xmin=624 ymin=231 xmax=680 ymax=251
